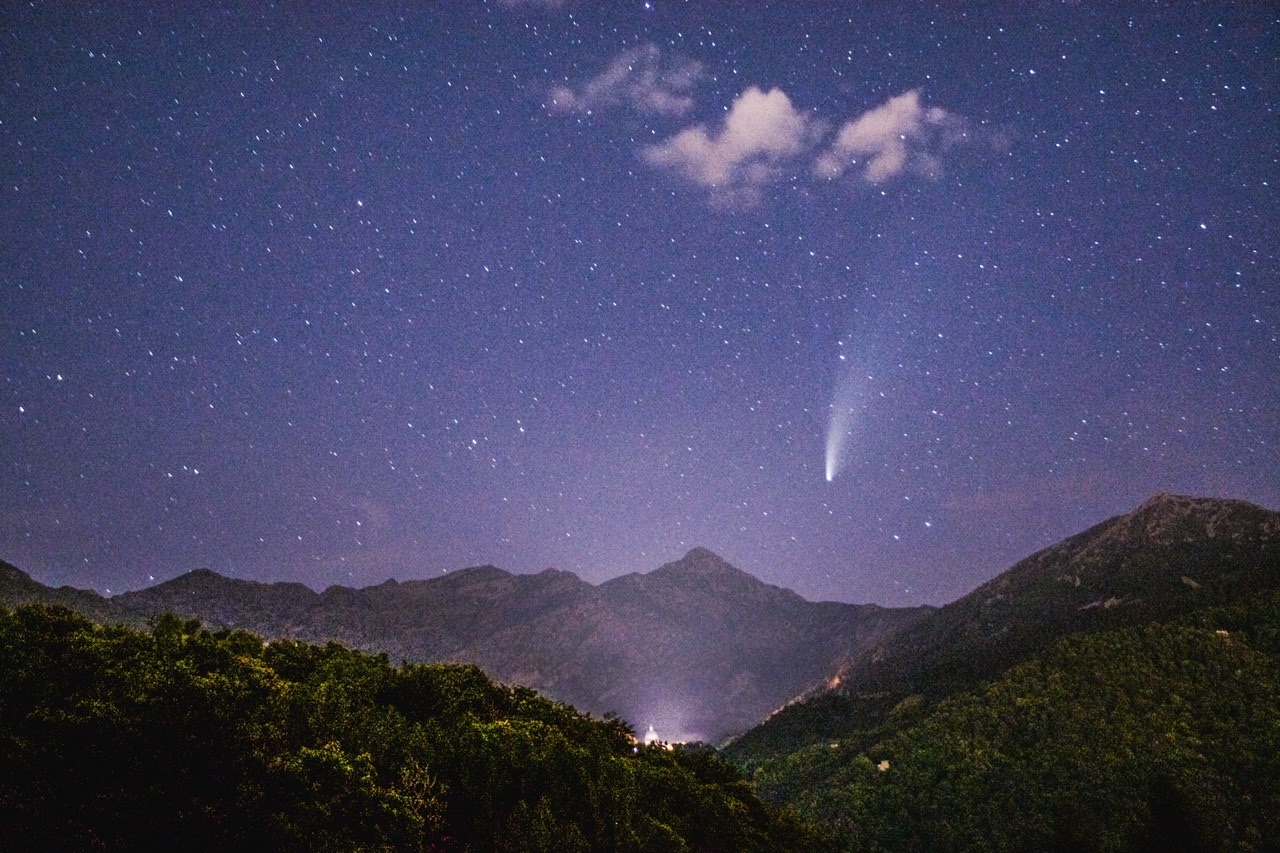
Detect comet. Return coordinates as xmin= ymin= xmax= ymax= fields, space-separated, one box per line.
xmin=824 ymin=358 xmax=871 ymax=483
xmin=824 ymin=403 xmax=852 ymax=482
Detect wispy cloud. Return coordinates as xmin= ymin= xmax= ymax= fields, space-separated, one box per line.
xmin=641 ymin=86 xmax=822 ymax=207
xmin=545 ymin=47 xmax=977 ymax=208
xmin=638 ymin=87 xmax=971 ymax=207
xmin=813 ymin=89 xmax=968 ymax=183
xmin=547 ymin=45 xmax=704 ymax=118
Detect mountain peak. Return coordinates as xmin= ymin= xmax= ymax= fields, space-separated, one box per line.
xmin=1130 ymin=491 xmax=1276 ymax=518
xmin=633 ymin=547 xmax=805 ymax=604
xmin=1133 ymin=491 xmax=1228 ymax=516
xmin=1088 ymin=493 xmax=1280 ymax=554
xmin=656 ymin=547 xmax=742 ymax=579
xmin=1136 ymin=491 xmax=1183 ymax=510
xmin=183 ymin=567 xmax=225 ymax=580
xmin=163 ymin=567 xmax=232 ymax=589
xmin=844 ymin=493 xmax=1278 ymax=694
xmin=430 ymin=564 xmax=514 ymax=591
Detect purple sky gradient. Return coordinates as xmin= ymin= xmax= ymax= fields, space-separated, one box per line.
xmin=2 ymin=2 xmax=1277 ymax=606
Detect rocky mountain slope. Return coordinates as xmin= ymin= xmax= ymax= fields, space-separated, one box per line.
xmin=730 ymin=492 xmax=1280 ymax=757
xmin=2 ymin=547 xmax=928 ymax=742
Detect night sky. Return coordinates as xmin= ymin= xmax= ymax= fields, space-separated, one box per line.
xmin=3 ymin=2 xmax=1277 ymax=607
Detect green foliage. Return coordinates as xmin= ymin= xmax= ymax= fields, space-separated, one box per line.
xmin=0 ymin=604 xmax=822 ymax=852
xmin=745 ymin=606 xmax=1280 ymax=852
xmin=727 ymin=692 xmax=904 ymax=762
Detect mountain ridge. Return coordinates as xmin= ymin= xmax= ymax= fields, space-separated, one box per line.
xmin=843 ymin=491 xmax=1280 ymax=693
xmin=729 ymin=491 xmax=1280 ymax=757
xmin=10 ymin=494 xmax=1277 ymax=750
xmin=2 ymin=547 xmax=927 ymax=743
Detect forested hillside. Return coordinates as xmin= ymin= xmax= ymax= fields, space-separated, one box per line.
xmin=5 ymin=494 xmax=1279 ymax=851
xmin=3 ymin=548 xmax=928 ymax=744
xmin=731 ymin=494 xmax=1280 ymax=759
xmin=739 ymin=594 xmax=1280 ymax=852
xmin=0 ymin=604 xmax=822 ymax=852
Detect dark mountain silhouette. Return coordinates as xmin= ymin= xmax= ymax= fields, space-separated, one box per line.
xmin=730 ymin=492 xmax=1280 ymax=757
xmin=11 ymin=492 xmax=1275 ymax=751
xmin=1 ymin=547 xmax=928 ymax=742
xmin=0 ymin=560 xmax=137 ymax=625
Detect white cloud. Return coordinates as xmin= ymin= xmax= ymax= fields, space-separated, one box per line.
xmin=641 ymin=86 xmax=821 ymax=207
xmin=814 ymin=89 xmax=967 ymax=184
xmin=547 ymin=45 xmax=703 ymax=118
xmin=550 ymin=72 xmax=974 ymax=208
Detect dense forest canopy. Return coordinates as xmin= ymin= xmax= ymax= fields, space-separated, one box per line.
xmin=0 ymin=604 xmax=821 ymax=852
xmin=738 ymin=594 xmax=1280 ymax=852
xmin=3 ymin=493 xmax=1278 ymax=851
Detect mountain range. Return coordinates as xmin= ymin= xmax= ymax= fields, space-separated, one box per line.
xmin=0 ymin=546 xmax=927 ymax=743
xmin=5 ymin=492 xmax=1278 ymax=748
xmin=6 ymin=491 xmax=1280 ymax=851
xmin=729 ymin=492 xmax=1280 ymax=757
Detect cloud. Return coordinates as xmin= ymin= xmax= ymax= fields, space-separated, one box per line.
xmin=640 ymin=87 xmax=970 ymax=207
xmin=814 ymin=89 xmax=967 ymax=184
xmin=547 ymin=45 xmax=703 ymax=118
xmin=641 ymin=86 xmax=821 ymax=207
xmin=550 ymin=73 xmax=975 ymax=208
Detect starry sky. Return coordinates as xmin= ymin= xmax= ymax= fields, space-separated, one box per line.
xmin=2 ymin=2 xmax=1277 ymax=606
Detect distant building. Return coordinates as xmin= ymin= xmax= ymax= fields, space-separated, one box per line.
xmin=644 ymin=725 xmax=660 ymax=745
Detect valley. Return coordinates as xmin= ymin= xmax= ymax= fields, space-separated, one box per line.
xmin=4 ymin=492 xmax=1280 ymax=850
